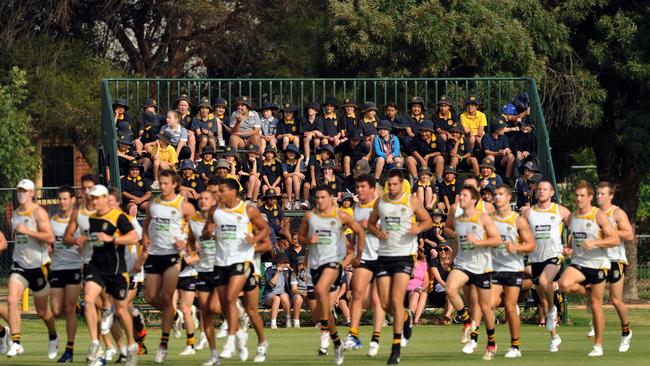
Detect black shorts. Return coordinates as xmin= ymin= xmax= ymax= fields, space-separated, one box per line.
xmin=457 ymin=268 xmax=492 ymax=289
xmin=196 ymin=271 xmax=217 ymax=292
xmin=358 ymin=259 xmax=380 ymax=275
xmin=129 ymin=279 xmax=143 ymax=292
xmin=243 ymin=272 xmax=260 ymax=293
xmin=84 ymin=266 xmax=129 ymax=301
xmin=213 ymin=262 xmax=253 ymax=287
xmin=531 ymin=257 xmax=564 ymax=285
xmin=570 ymin=264 xmax=607 ymax=286
xmin=144 ymin=254 xmax=180 ymax=275
xmin=491 ymin=271 xmax=524 ymax=287
xmin=49 ymin=269 xmax=83 ymax=288
xmin=310 ymin=262 xmax=343 ymax=292
xmin=177 ymin=276 xmax=197 ymax=291
xmin=376 ymin=255 xmax=414 ymax=278
xmin=606 ymin=262 xmax=626 ymax=284
xmin=10 ymin=262 xmax=50 ymax=292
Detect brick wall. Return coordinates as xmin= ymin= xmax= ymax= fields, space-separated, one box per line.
xmin=74 ymin=146 xmax=92 ymax=186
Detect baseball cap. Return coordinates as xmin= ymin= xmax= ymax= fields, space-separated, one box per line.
xmin=89 ymin=185 xmax=109 ymax=197
xmin=16 ymin=179 xmax=35 ymax=191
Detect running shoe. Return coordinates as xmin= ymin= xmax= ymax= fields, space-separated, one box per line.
xmin=236 ymin=329 xmax=249 ymax=361
xmin=153 ymin=347 xmax=168 ymax=363
xmin=367 ymin=341 xmax=379 ymax=357
xmin=482 ymin=345 xmax=497 ymax=360
xmin=334 ymin=344 xmax=344 ymax=365
xmin=588 ymin=344 xmax=603 ymax=357
xmin=57 ymin=350 xmax=74 ymax=363
xmin=220 ymin=336 xmax=235 ymax=359
xmin=462 ymin=339 xmax=477 ymax=354
xmin=504 ymin=347 xmax=521 ymax=358
xmin=619 ymin=331 xmax=632 ymax=352
xmin=549 ymin=335 xmax=561 ymax=353
xmin=202 ymin=351 xmax=222 ymax=366
xmin=254 ymin=341 xmax=268 ymax=363
xmin=387 ymin=347 xmax=400 ymax=365
xmin=343 ymin=335 xmax=361 ymax=351
xmin=0 ymin=326 xmax=10 ymax=355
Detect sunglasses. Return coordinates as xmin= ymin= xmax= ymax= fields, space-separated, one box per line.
xmin=439 ymin=247 xmax=451 ymax=252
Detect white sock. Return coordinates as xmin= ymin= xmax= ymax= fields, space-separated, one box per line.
xmin=120 ymin=345 xmax=127 ymax=355
xmin=227 ymin=335 xmax=235 ymax=345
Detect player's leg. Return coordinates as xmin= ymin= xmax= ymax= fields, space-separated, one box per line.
xmin=198 ymin=289 xmax=219 ymax=365
xmin=83 ymin=280 xmax=104 ymax=361
xmin=609 ymin=269 xmax=632 ymax=351
xmin=158 ymin=265 xmax=181 ymax=355
xmin=588 ymin=280 xmax=606 ymax=355
xmin=218 ymin=271 xmax=248 ymax=359
xmin=345 ymin=267 xmax=373 ymax=349
xmin=242 ymin=284 xmax=268 ymax=362
xmin=476 ymin=284 xmax=497 ymax=360
xmin=6 ymin=274 xmax=27 ymax=355
xmin=179 ymin=289 xmax=197 ymax=355
xmin=539 ymin=263 xmax=562 ymax=334
xmin=445 ymin=270 xmax=473 ymax=343
xmin=503 ymin=285 xmax=522 ymax=357
xmin=368 ymin=282 xmax=384 ymax=356
xmin=143 ymin=274 xmax=163 ymax=309
xmin=314 ymin=267 xmax=344 ymax=362
xmin=61 ymin=282 xmax=82 ymax=360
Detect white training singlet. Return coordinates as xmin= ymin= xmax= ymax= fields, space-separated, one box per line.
xmin=12 ymin=206 xmax=50 ymax=269
xmin=189 ymin=213 xmax=216 ymax=273
xmin=528 ymin=203 xmax=564 ymax=263
xmin=569 ymin=208 xmax=610 ymax=270
xmin=50 ymin=214 xmax=82 ymax=271
xmin=604 ymin=206 xmax=627 ymax=264
xmin=77 ymin=205 xmax=95 ymax=263
xmin=307 ymin=208 xmax=346 ymax=268
xmin=377 ymin=192 xmax=417 ymax=257
xmin=353 ymin=198 xmax=379 ymax=261
xmin=124 ymin=215 xmax=143 ymax=276
xmin=213 ymin=200 xmax=254 ymax=267
xmin=491 ymin=212 xmax=524 ymax=272
xmin=454 ymin=211 xmax=492 ymax=274
xmin=147 ymin=194 xmax=186 ymax=255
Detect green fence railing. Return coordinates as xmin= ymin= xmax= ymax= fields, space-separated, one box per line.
xmin=100 ymin=77 xmax=557 ymax=193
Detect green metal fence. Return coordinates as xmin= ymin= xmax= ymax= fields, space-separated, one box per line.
xmin=100 ymin=77 xmax=557 ymax=192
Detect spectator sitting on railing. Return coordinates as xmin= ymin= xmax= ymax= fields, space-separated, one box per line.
xmin=276 ymin=104 xmax=301 ymax=152
xmin=179 ymin=160 xmax=204 ymax=207
xmin=515 ymin=161 xmax=539 ymax=209
xmin=372 ymin=120 xmax=402 ymax=181
xmin=407 ymin=249 xmax=430 ymax=325
xmin=229 ymin=96 xmax=262 ymax=151
xmin=196 ymin=146 xmax=217 ymax=183
xmin=511 ymin=118 xmax=537 ymax=168
xmin=151 ymin=130 xmax=178 ymax=189
xmin=383 ymin=102 xmax=409 ymax=152
xmin=482 ymin=117 xmax=515 ymax=180
xmin=301 ymin=101 xmax=325 ymax=160
xmin=190 ymin=97 xmax=219 ymax=156
xmin=406 ymin=120 xmax=446 ymax=183
xmin=282 ymin=144 xmax=309 ymax=210
xmin=322 ymin=96 xmax=344 ymax=147
xmin=336 ymin=131 xmax=370 ymax=179
xmin=460 ymin=95 xmax=487 ymax=152
xmin=433 ymin=95 xmax=459 ymax=142
xmin=121 ymin=160 xmax=152 ymax=216
xmin=437 ymin=165 xmax=458 ymax=212
xmin=263 ymin=253 xmax=294 ymax=329
xmin=211 ymin=98 xmax=229 ymax=147
xmin=240 ymin=144 xmax=262 ymax=202
xmin=446 ymin=123 xmax=479 ymax=177
xmin=156 ymin=110 xmax=192 ymax=161
xmin=174 ymin=94 xmax=197 ymax=161
xmin=259 ymin=102 xmax=279 ymax=152
xmin=405 ymin=96 xmax=428 ymax=149
xmin=477 ymin=157 xmax=504 ymax=191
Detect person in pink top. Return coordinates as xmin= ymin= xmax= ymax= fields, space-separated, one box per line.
xmin=407 ymin=249 xmax=430 ymax=324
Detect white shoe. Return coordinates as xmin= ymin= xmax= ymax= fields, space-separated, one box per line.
xmin=588 ymin=345 xmax=603 ymax=357
xmin=254 ymin=341 xmax=268 ymax=363
xmin=48 ymin=337 xmax=59 ymax=359
xmin=217 ymin=321 xmax=229 ymax=338
xmin=151 ymin=181 xmax=160 ymax=190
xmin=180 ymin=346 xmax=196 ymax=356
xmin=6 ymin=342 xmax=24 ymax=357
xmin=482 ymin=346 xmax=497 ymax=361
xmin=285 ymin=317 xmax=292 ymax=328
xmin=367 ymin=341 xmax=379 ymax=357
xmin=460 ymin=323 xmax=472 ymax=344
xmin=549 ymin=335 xmax=561 ymax=352
xmin=270 ymin=321 xmax=278 ymax=329
xmin=220 ymin=336 xmax=235 ymax=359
xmin=546 ymin=306 xmax=557 ymax=332
xmin=196 ymin=332 xmax=209 ymax=351
xmin=104 ymin=346 xmax=117 ymax=361
xmin=154 ymin=347 xmax=168 ymax=363
xmin=462 ymin=339 xmax=477 ymax=354
xmin=284 ymin=201 xmax=292 ymax=210
xmin=100 ymin=308 xmax=114 ymax=335
xmin=202 ymin=351 xmax=222 ymax=366
xmin=320 ymin=331 xmax=330 ymax=354
xmin=87 ymin=341 xmax=101 ymax=362
xmin=0 ymin=327 xmax=7 ymax=355
xmin=218 ymin=139 xmax=226 ymax=148
xmin=587 ymin=321 xmax=595 ymax=337
xmin=236 ymin=329 xmax=249 ymax=361
xmin=619 ymin=331 xmax=632 ymax=352
xmin=173 ymin=310 xmax=184 ymax=339
xmin=400 ymin=335 xmax=408 ymax=348
xmin=293 ymin=319 xmax=301 ymax=328
xmin=88 ymin=359 xmax=104 ymax=366
xmin=334 ymin=344 xmax=344 ymax=365
xmin=293 ymin=201 xmax=302 ymax=210
xmin=126 ymin=343 xmax=138 ymax=366
xmin=504 ymin=347 xmax=521 ymax=358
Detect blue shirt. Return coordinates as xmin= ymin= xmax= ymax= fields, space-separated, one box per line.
xmin=482 ymin=133 xmax=510 ymax=154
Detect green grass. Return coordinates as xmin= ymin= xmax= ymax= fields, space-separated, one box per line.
xmin=8 ymin=308 xmax=650 ymax=365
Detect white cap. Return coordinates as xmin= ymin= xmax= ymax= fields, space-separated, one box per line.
xmin=16 ymin=179 xmax=35 ymax=191
xmin=89 ymin=184 xmax=109 ymax=197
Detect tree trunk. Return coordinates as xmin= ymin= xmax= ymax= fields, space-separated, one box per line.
xmin=617 ymin=171 xmax=640 ymax=301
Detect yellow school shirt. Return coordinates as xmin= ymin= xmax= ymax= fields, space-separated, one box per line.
xmin=460 ymin=110 xmax=487 ymax=136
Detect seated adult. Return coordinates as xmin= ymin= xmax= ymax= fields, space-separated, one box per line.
xmin=337 ymin=131 xmax=370 ymax=178
xmin=428 ymin=242 xmax=455 ymax=323
xmin=482 ymin=116 xmax=515 ymax=179
xmin=263 ymin=253 xmax=294 ymax=329
xmin=229 ymin=96 xmax=262 ymax=150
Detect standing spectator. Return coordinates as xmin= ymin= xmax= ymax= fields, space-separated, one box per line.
xmin=322 ymin=96 xmax=344 ymax=147
xmin=263 ymin=253 xmax=293 ymax=329
xmin=196 ymin=146 xmax=217 ymax=183
xmin=212 ymin=97 xmax=228 ymax=146
xmin=337 ymin=131 xmax=370 ymax=178
xmin=282 ymin=144 xmax=309 ymax=210
xmin=229 ymin=96 xmax=262 ymax=150
xmin=151 ymin=130 xmax=178 ymax=187
xmin=335 ymin=268 xmax=352 ymax=325
xmin=341 ymin=98 xmax=359 ymax=137
xmin=406 ymin=120 xmax=446 ymax=182
xmin=446 ymin=123 xmax=479 ymax=176
xmin=191 ymin=97 xmax=219 ymax=155
xmin=359 ymin=102 xmax=379 ymax=147
xmin=407 ymin=249 xmax=430 ymax=325
xmin=515 ymin=161 xmax=540 ymax=209
xmin=260 ymin=145 xmax=283 ymax=197
xmin=433 ymin=95 xmax=458 ymax=141
xmin=240 ymin=145 xmax=262 ymax=202
xmin=301 ymin=101 xmax=326 ymax=160
xmin=372 ymin=120 xmax=402 ymax=180
xmin=121 ymin=160 xmax=152 ymax=216
xmin=482 ymin=116 xmax=515 ymax=179
xmin=158 ymin=110 xmax=192 ymax=160
xmin=414 ymin=167 xmax=437 ymax=210
xmin=405 ymin=96 xmax=428 ymax=144
xmin=174 ymin=94 xmax=197 ymax=159
xmin=259 ymin=102 xmax=279 ymax=152
xmin=477 ymin=157 xmax=504 ymax=189
xmin=460 ymin=95 xmax=487 ymax=151
xmin=276 ymin=104 xmax=301 ymax=151
xmin=437 ymin=165 xmax=458 ymax=212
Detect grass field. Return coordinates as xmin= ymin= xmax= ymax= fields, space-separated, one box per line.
xmin=7 ymin=307 xmax=650 ymax=365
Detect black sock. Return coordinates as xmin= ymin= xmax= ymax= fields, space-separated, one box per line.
xmin=392 ymin=333 xmax=401 ymax=351
xmin=160 ymin=332 xmax=170 ymax=348
xmin=320 ymin=319 xmax=329 ymax=332
xmin=66 ymin=341 xmax=74 ymax=353
xmin=458 ymin=308 xmax=471 ymax=325
xmin=0 ymin=327 xmax=5 ymax=338
xmin=622 ymin=322 xmax=630 ymax=336
xmin=487 ymin=328 xmax=496 ymax=347
xmin=371 ymin=331 xmax=380 ymax=343
xmin=11 ymin=333 xmax=21 ymax=345
xmin=511 ymin=338 xmax=520 ymax=350
xmin=331 ymin=331 xmax=341 ymax=347
xmin=49 ymin=333 xmax=58 ymax=341
xmin=471 ymin=326 xmax=479 ymax=342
